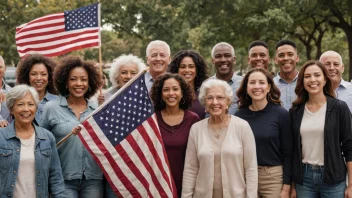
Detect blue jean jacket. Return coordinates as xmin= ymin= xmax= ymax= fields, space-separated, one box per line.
xmin=0 ymin=122 xmax=67 ymax=198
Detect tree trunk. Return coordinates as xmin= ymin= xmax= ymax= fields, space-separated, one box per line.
xmin=346 ymin=30 xmax=352 ymax=81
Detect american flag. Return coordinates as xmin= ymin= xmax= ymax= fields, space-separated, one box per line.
xmin=78 ymin=72 xmax=177 ymax=198
xmin=15 ymin=3 xmax=100 ymax=58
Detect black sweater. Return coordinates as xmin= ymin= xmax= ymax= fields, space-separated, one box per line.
xmin=235 ymin=102 xmax=293 ymax=184
xmin=290 ymin=96 xmax=352 ymax=184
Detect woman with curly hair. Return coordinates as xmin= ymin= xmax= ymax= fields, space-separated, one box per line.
xmin=235 ymin=68 xmax=293 ymax=198
xmin=16 ymin=54 xmax=58 ymax=125
xmin=168 ymin=50 xmax=208 ymax=119
xmin=40 ymin=56 xmax=103 ymax=198
xmin=150 ymin=73 xmax=200 ymax=197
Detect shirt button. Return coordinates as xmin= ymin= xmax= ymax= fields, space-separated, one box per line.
xmin=13 ymin=170 xmax=16 ymax=173
xmin=16 ymin=149 xmax=19 ymax=152
xmin=38 ymin=183 xmax=40 ymax=186
xmin=37 ymin=170 xmax=40 ymax=172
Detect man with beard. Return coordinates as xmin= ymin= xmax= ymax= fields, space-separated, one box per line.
xmin=145 ymin=40 xmax=171 ymax=91
xmin=209 ymin=42 xmax=243 ymax=114
xmin=273 ymin=40 xmax=300 ymax=110
xmin=320 ymin=50 xmax=352 ymax=112
xmin=248 ymin=41 xmax=271 ymax=70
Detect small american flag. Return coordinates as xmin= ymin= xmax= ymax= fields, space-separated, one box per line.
xmin=15 ymin=3 xmax=100 ymax=58
xmin=78 ymin=72 xmax=177 ymax=197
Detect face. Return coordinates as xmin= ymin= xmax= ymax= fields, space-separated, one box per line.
xmin=116 ymin=63 xmax=138 ymax=88
xmin=320 ymin=54 xmax=344 ymax=83
xmin=303 ymin=65 xmax=326 ymax=96
xmin=11 ymin=92 xmax=37 ymax=124
xmin=178 ymin=57 xmax=197 ymax=85
xmin=67 ymin=67 xmax=89 ymax=99
xmin=146 ymin=45 xmax=170 ymax=76
xmin=246 ymin=72 xmax=271 ymax=102
xmin=275 ymin=45 xmax=299 ymax=75
xmin=0 ymin=61 xmax=6 ymax=80
xmin=205 ymin=86 xmax=231 ymax=117
xmin=161 ymin=78 xmax=183 ymax=108
xmin=248 ymin=46 xmax=270 ymax=69
xmin=29 ymin=63 xmax=49 ymax=94
xmin=212 ymin=45 xmax=235 ymax=77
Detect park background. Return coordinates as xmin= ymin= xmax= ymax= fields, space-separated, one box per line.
xmin=0 ymin=0 xmax=351 ymax=80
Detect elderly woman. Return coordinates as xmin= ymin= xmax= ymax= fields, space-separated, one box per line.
xmin=16 ymin=54 xmax=58 ymax=125
xmin=169 ymin=50 xmax=208 ymax=119
xmin=182 ymin=79 xmax=258 ymax=198
xmin=150 ymin=73 xmax=200 ymax=197
xmin=41 ymin=56 xmax=103 ymax=198
xmin=0 ymin=85 xmax=66 ymax=197
xmin=290 ymin=61 xmax=352 ymax=198
xmin=97 ymin=54 xmax=146 ymax=106
xmin=235 ymin=68 xmax=293 ymax=198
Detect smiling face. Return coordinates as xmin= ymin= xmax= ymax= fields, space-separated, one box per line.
xmin=205 ymin=86 xmax=231 ymax=117
xmin=146 ymin=45 xmax=170 ymax=78
xmin=178 ymin=57 xmax=197 ymax=85
xmin=303 ymin=65 xmax=326 ymax=96
xmin=29 ymin=63 xmax=49 ymax=94
xmin=275 ymin=44 xmax=299 ymax=75
xmin=161 ymin=78 xmax=183 ymax=108
xmin=67 ymin=67 xmax=89 ymax=99
xmin=11 ymin=92 xmax=37 ymax=125
xmin=248 ymin=46 xmax=270 ymax=69
xmin=246 ymin=71 xmax=271 ymax=102
xmin=212 ymin=45 xmax=235 ymax=79
xmin=320 ymin=53 xmax=344 ymax=84
xmin=116 ymin=63 xmax=138 ymax=88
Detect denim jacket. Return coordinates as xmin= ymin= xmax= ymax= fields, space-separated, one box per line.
xmin=40 ymin=96 xmax=103 ymax=180
xmin=34 ymin=92 xmax=58 ymax=126
xmin=0 ymin=122 xmax=67 ymax=198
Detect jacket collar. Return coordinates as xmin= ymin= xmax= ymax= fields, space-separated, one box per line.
xmin=5 ymin=121 xmax=47 ymax=140
xmin=295 ymin=95 xmax=336 ymax=114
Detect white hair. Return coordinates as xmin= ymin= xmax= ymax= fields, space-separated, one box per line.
xmin=211 ymin=42 xmax=235 ymax=59
xmin=198 ymin=79 xmax=234 ymax=106
xmin=146 ymin=40 xmax=171 ymax=57
xmin=109 ymin=54 xmax=146 ymax=88
xmin=0 ymin=56 xmax=4 ymax=67
xmin=6 ymin=84 xmax=39 ymax=111
xmin=319 ymin=50 xmax=343 ymax=65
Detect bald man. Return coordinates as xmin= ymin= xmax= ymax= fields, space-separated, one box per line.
xmin=320 ymin=51 xmax=352 ymax=112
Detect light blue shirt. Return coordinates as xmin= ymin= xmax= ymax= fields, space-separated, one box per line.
xmin=210 ymin=73 xmax=243 ymax=115
xmin=40 ymin=96 xmax=103 ymax=180
xmin=144 ymin=71 xmax=154 ymax=92
xmin=0 ymin=80 xmax=12 ymax=122
xmin=273 ymin=72 xmax=298 ymax=110
xmin=336 ymin=79 xmax=352 ymax=113
xmin=35 ymin=91 xmax=58 ymax=126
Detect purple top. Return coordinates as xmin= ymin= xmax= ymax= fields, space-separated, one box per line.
xmin=156 ymin=110 xmax=200 ymax=197
xmin=189 ymin=91 xmax=206 ymax=119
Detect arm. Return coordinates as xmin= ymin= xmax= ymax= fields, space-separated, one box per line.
xmin=181 ymin=127 xmax=198 ymax=198
xmin=48 ymin=133 xmax=68 ymax=197
xmin=242 ymin=123 xmax=258 ymax=198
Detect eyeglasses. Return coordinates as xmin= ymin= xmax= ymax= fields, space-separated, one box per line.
xmin=206 ymin=96 xmax=226 ymax=102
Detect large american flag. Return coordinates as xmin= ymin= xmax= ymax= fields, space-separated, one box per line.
xmin=78 ymin=72 xmax=177 ymax=197
xmin=15 ymin=3 xmax=100 ymax=58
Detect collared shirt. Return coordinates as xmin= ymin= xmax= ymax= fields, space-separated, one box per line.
xmin=144 ymin=71 xmax=154 ymax=92
xmin=0 ymin=122 xmax=67 ymax=197
xmin=35 ymin=91 xmax=58 ymax=126
xmin=273 ymin=72 xmax=298 ymax=110
xmin=40 ymin=96 xmax=103 ymax=180
xmin=335 ymin=79 xmax=352 ymax=112
xmin=0 ymin=79 xmax=12 ymax=122
xmin=210 ymin=73 xmax=243 ymax=115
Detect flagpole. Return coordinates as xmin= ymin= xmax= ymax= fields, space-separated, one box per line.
xmin=98 ymin=0 xmax=103 ymax=95
xmin=56 ymin=68 xmax=150 ymax=147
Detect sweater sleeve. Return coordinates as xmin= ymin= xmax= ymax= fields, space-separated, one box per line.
xmin=278 ymin=109 xmax=293 ymax=184
xmin=181 ymin=125 xmax=199 ymax=198
xmin=338 ymin=101 xmax=352 ymax=162
xmin=241 ymin=122 xmax=258 ymax=198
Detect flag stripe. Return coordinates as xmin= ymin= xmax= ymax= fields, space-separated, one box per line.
xmin=16 ymin=21 xmax=65 ymax=35
xmin=16 ymin=27 xmax=65 ymax=41
xmin=16 ymin=13 xmax=64 ymax=32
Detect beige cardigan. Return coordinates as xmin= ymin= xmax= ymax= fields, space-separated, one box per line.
xmin=181 ymin=115 xmax=258 ymax=198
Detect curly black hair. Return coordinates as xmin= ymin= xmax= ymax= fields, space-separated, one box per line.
xmin=150 ymin=73 xmax=193 ymax=111
xmin=53 ymin=56 xmax=101 ymax=99
xmin=16 ymin=54 xmax=58 ymax=95
xmin=168 ymin=50 xmax=208 ymax=92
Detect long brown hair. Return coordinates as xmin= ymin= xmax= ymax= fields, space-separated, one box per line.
xmin=292 ymin=60 xmax=335 ymax=107
xmin=237 ymin=68 xmax=281 ymax=109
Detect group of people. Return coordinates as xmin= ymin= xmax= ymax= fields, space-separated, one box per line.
xmin=0 ymin=38 xmax=351 ymax=198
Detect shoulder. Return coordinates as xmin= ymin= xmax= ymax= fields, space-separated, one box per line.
xmin=234 ymin=107 xmax=249 ymax=116
xmin=230 ymin=115 xmax=250 ymax=128
xmin=190 ymin=118 xmax=208 ymax=131
xmin=185 ymin=110 xmax=200 ymax=121
xmin=35 ymin=126 xmax=56 ymax=141
xmin=269 ymin=103 xmax=288 ymax=115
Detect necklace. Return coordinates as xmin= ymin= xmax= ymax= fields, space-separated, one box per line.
xmin=209 ymin=115 xmax=230 ymax=139
xmin=20 ymin=134 xmax=34 ymax=147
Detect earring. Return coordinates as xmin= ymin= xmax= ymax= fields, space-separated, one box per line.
xmin=181 ymin=97 xmax=186 ymax=104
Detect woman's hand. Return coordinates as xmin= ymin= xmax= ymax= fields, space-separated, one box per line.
xmin=290 ymin=184 xmax=296 ymax=198
xmin=280 ymin=184 xmax=290 ymax=198
xmin=71 ymin=126 xmax=82 ymax=135
xmin=98 ymin=94 xmax=105 ymax=106
xmin=0 ymin=120 xmax=8 ymax=128
xmin=345 ymin=185 xmax=352 ymax=198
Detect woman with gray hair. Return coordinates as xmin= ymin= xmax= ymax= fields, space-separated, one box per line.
xmin=0 ymin=85 xmax=66 ymax=197
xmin=97 ymin=54 xmax=146 ymax=105
xmin=182 ymin=79 xmax=258 ymax=198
